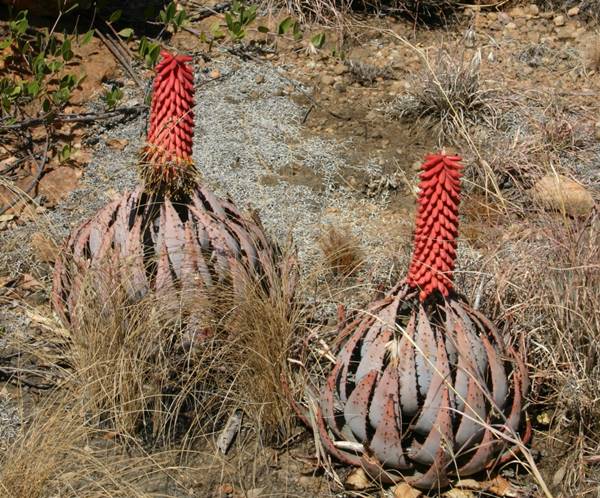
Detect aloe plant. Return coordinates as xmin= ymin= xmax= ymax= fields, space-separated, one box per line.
xmin=307 ymin=153 xmax=529 ymax=489
xmin=52 ymin=51 xmax=293 ymax=328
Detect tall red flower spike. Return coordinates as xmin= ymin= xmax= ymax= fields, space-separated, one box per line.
xmin=289 ymin=152 xmax=529 ymax=490
xmin=407 ymin=153 xmax=462 ymax=301
xmin=52 ymin=51 xmax=295 ymax=332
xmin=142 ymin=51 xmax=197 ymax=194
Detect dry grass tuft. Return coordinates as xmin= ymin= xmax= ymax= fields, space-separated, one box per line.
xmin=318 ymin=225 xmax=364 ymax=278
xmin=387 ymin=49 xmax=498 ymax=144
xmin=537 ymin=0 xmax=600 ymax=22
xmin=269 ymin=0 xmax=465 ymax=27
xmin=64 ymin=267 xmax=234 ymax=445
xmin=43 ymin=239 xmax=303 ymax=448
xmin=266 ymin=0 xmax=353 ymax=28
xmin=485 ymin=213 xmax=600 ymax=495
xmin=223 ymin=249 xmax=302 ymax=444
xmin=346 ymin=59 xmax=393 ymax=86
xmin=0 ymin=388 xmax=189 ymax=498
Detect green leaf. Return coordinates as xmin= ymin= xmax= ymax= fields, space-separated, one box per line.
xmin=48 ymin=60 xmax=63 ymax=73
xmin=1 ymin=96 xmax=10 ymax=114
xmin=42 ymin=98 xmax=51 ymax=112
xmin=257 ymin=25 xmax=269 ymax=34
xmin=103 ymin=85 xmax=123 ymax=109
xmin=310 ymin=32 xmax=326 ymax=49
xmin=293 ymin=22 xmax=302 ymax=41
xmin=81 ymin=29 xmax=94 ymax=45
xmin=59 ymin=144 xmax=72 ymax=162
xmin=59 ymin=73 xmax=77 ymax=90
xmin=10 ymin=11 xmax=29 ymax=36
xmin=210 ymin=22 xmax=225 ymax=39
xmin=174 ymin=10 xmax=187 ymax=27
xmin=242 ymin=5 xmax=257 ymax=25
xmin=0 ymin=38 xmax=12 ymax=50
xmin=145 ymin=44 xmax=160 ymax=67
xmin=26 ymin=80 xmax=40 ymax=97
xmin=61 ymin=38 xmax=73 ymax=61
xmin=109 ymin=9 xmax=122 ymax=23
xmin=117 ymin=28 xmax=134 ymax=38
xmin=224 ymin=12 xmax=234 ymax=32
xmin=277 ymin=17 xmax=294 ymax=35
xmin=138 ymin=36 xmax=148 ymax=54
xmin=10 ymin=84 xmax=22 ymax=97
xmin=166 ymin=2 xmax=176 ymax=21
xmin=52 ymin=87 xmax=71 ymax=104
xmin=48 ymin=35 xmax=59 ymax=56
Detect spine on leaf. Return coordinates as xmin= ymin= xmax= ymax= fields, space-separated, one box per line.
xmin=406 ymin=153 xmax=463 ymax=302
xmin=142 ymin=50 xmax=196 ymax=195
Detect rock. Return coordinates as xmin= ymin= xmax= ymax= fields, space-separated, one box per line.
xmin=333 ymin=81 xmax=347 ymax=93
xmin=595 ymin=121 xmax=600 ymax=141
xmin=532 ymin=174 xmax=595 ymax=217
xmin=38 ymin=165 xmax=83 ymax=207
xmin=556 ymin=26 xmax=577 ymax=40
xmin=320 ymin=74 xmax=335 ymax=86
xmin=527 ymin=4 xmax=539 ymax=16
xmin=498 ymin=12 xmax=512 ymax=24
xmin=509 ymin=6 xmax=526 ymax=17
xmin=215 ymin=483 xmax=234 ymax=497
xmin=255 ymin=74 xmax=265 ymax=84
xmin=554 ymin=14 xmax=566 ymax=26
xmin=567 ymin=6 xmax=579 ymax=16
xmin=106 ymin=138 xmax=128 ymax=151
xmin=333 ymin=63 xmax=347 ymax=75
xmin=209 ymin=69 xmax=221 ymax=79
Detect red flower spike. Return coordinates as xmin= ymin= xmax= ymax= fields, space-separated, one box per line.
xmin=141 ymin=51 xmax=197 ymax=195
xmin=406 ymin=153 xmax=463 ymax=301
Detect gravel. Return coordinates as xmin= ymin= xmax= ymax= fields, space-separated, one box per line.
xmin=0 ymin=392 xmax=19 ymax=451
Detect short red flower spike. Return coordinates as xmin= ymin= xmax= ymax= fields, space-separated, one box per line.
xmin=142 ymin=51 xmax=196 ymax=193
xmin=406 ymin=153 xmax=462 ymax=301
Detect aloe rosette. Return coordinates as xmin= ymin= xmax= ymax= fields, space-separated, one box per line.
xmin=52 ymin=51 xmax=292 ymax=327
xmin=306 ymin=153 xmax=529 ymax=489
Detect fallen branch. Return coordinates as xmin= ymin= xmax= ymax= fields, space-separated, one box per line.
xmin=97 ymin=26 xmax=144 ymax=89
xmin=0 ymin=106 xmax=146 ymax=131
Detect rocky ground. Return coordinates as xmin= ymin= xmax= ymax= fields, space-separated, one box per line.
xmin=0 ymin=2 xmax=599 ymax=497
